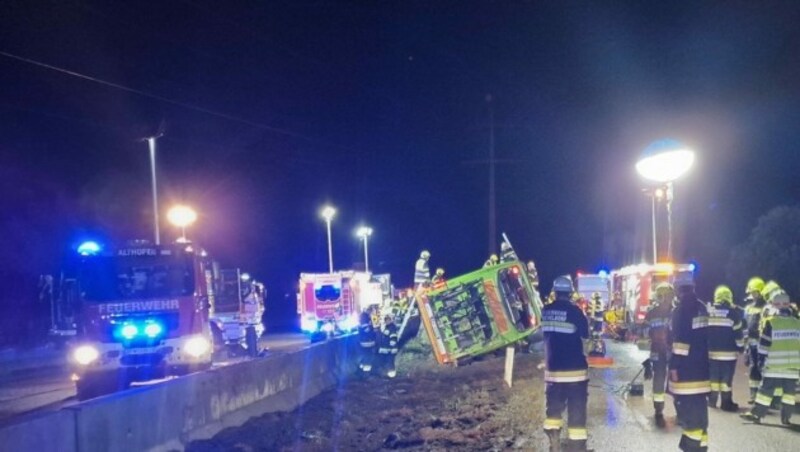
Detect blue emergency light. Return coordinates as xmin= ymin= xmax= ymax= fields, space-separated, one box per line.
xmin=116 ymin=319 xmax=165 ymax=341
xmin=77 ymin=241 xmax=101 ymax=256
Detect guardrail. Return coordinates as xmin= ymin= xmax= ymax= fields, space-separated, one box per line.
xmin=0 ymin=335 xmax=359 ymax=452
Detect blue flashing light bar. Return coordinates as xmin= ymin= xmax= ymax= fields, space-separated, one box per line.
xmin=120 ymin=324 xmax=138 ymax=340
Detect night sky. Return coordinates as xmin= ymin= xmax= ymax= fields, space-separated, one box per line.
xmin=2 ymin=1 xmax=800 ymax=329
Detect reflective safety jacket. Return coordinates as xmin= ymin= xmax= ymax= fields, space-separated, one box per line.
xmin=542 ymin=298 xmax=589 ymax=383
xmin=645 ymin=302 xmax=673 ymax=357
xmin=358 ymin=312 xmax=377 ymax=348
xmin=707 ymin=302 xmax=745 ymax=361
xmin=759 ymin=314 xmax=800 ymax=379
xmin=669 ymin=296 xmax=710 ymax=395
xmin=744 ymin=298 xmax=766 ymax=346
xmin=378 ymin=322 xmax=399 ymax=355
xmin=414 ymin=258 xmax=430 ymax=284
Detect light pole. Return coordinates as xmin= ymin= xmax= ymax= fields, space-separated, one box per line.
xmin=321 ymin=205 xmax=336 ymax=273
xmin=356 ymin=226 xmax=373 ymax=273
xmin=636 ymin=139 xmax=695 ymax=260
xmin=642 ymin=187 xmax=665 ymax=263
xmin=167 ymin=205 xmax=198 ymax=242
xmin=146 ymin=136 xmax=162 ymax=245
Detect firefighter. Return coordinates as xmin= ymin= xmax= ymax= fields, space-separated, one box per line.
xmin=431 ymin=268 xmax=445 ymax=285
xmin=758 ymin=281 xmax=787 ymax=408
xmin=414 ymin=250 xmax=431 ymax=289
xmin=541 ymin=275 xmax=590 ymax=452
xmin=669 ymin=277 xmax=710 ymax=452
xmin=358 ymin=306 xmax=378 ymax=373
xmin=644 ymin=282 xmax=674 ymax=427
xmin=740 ymin=291 xmax=800 ymax=425
xmin=743 ymin=277 xmax=767 ymax=403
xmin=588 ymin=292 xmax=606 ymax=357
xmin=707 ymin=285 xmax=744 ymax=412
xmin=377 ymin=314 xmax=400 ymax=378
xmin=483 ymin=254 xmax=499 ymax=268
xmin=500 ymin=241 xmax=518 ymax=262
xmin=527 ymin=260 xmax=540 ymax=289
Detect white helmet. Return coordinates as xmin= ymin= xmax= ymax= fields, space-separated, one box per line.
xmin=420 ymin=250 xmax=430 ymax=259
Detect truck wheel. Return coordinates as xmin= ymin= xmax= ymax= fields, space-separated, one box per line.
xmin=245 ymin=326 xmax=259 ymax=357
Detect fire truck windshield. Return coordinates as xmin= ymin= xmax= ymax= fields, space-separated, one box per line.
xmin=79 ymin=254 xmax=195 ymax=302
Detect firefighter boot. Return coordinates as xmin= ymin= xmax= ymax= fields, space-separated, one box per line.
xmin=563 ymin=439 xmax=593 ymax=452
xmin=740 ymin=412 xmax=761 ymax=424
xmin=720 ymin=393 xmax=739 ymax=413
xmin=545 ymin=429 xmax=561 ymax=452
xmin=707 ymin=391 xmax=718 ymax=409
xmin=654 ymin=402 xmax=666 ymax=428
xmin=781 ymin=407 xmax=792 ymax=426
xmin=748 ymin=388 xmax=757 ymax=405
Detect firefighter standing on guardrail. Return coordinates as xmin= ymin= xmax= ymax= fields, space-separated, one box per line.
xmin=541 ymin=275 xmax=590 ymax=452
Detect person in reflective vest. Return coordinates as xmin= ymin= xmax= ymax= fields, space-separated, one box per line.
xmin=483 ymin=254 xmax=499 ymax=268
xmin=377 ymin=315 xmax=400 ymax=378
xmin=741 ymin=292 xmax=800 ymax=425
xmin=431 ymin=268 xmax=445 ymax=285
xmin=500 ymin=241 xmax=518 ymax=262
xmin=644 ymin=282 xmax=674 ymax=427
xmin=669 ymin=278 xmax=710 ymax=452
xmin=541 ymin=275 xmax=590 ymax=452
xmin=743 ymin=277 xmax=767 ymax=403
xmin=414 ymin=250 xmax=431 ymax=289
xmin=358 ymin=306 xmax=378 ymax=373
xmin=706 ymin=285 xmax=744 ymax=412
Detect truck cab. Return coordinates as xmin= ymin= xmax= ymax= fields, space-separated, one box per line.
xmin=416 ymin=261 xmax=543 ymax=365
xmin=209 ymin=268 xmax=266 ymax=357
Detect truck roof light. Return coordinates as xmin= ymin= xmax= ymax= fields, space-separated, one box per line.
xmin=77 ymin=241 xmax=101 ymax=256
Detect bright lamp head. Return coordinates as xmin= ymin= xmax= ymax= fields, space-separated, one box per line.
xmin=636 ymin=139 xmax=695 ymax=183
xmin=167 ymin=205 xmax=198 ymax=228
xmin=321 ymin=205 xmax=336 ymax=222
xmin=356 ymin=226 xmax=373 ymax=238
xmin=73 ymin=345 xmax=100 ymax=365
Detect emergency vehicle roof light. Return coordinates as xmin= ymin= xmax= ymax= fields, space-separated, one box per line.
xmin=688 ymin=262 xmax=697 ymax=272
xmin=598 ymin=269 xmax=609 ymax=278
xmin=77 ymin=241 xmax=101 ymax=256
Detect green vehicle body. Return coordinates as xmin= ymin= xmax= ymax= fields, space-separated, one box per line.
xmin=416 ymin=260 xmax=543 ymax=365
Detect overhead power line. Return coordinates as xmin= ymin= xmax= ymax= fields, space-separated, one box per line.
xmin=0 ymin=49 xmax=350 ymax=150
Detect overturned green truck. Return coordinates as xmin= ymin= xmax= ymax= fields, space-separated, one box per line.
xmin=416 ymin=261 xmax=543 ymax=365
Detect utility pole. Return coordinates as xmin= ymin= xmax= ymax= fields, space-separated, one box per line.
xmin=487 ymin=94 xmax=497 ymax=256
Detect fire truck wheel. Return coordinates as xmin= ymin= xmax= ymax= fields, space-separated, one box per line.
xmin=245 ymin=326 xmax=259 ymax=357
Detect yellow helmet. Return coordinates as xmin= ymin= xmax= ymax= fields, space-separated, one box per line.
xmin=420 ymin=250 xmax=431 ymax=259
xmin=490 ymin=254 xmax=499 ymax=262
xmin=571 ymin=292 xmax=582 ymax=302
xmin=655 ymin=282 xmax=674 ymax=302
xmin=761 ymin=280 xmax=782 ymax=301
xmin=591 ymin=291 xmax=601 ymax=300
xmin=746 ymin=277 xmax=765 ymax=295
xmin=714 ymin=285 xmax=733 ymax=305
xmin=435 ymin=268 xmax=445 ymax=276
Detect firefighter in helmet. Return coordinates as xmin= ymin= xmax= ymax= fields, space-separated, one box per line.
xmin=741 ymin=291 xmax=800 ymax=425
xmin=500 ymin=241 xmax=518 ymax=262
xmin=669 ymin=277 xmax=711 ymax=451
xmin=707 ymin=285 xmax=744 ymax=412
xmin=588 ymin=292 xmax=606 ymax=357
xmin=542 ymin=275 xmax=591 ymax=451
xmin=643 ymin=282 xmax=674 ymax=427
xmin=377 ymin=314 xmax=400 ymax=378
xmin=431 ymin=268 xmax=446 ymax=285
xmin=743 ymin=277 xmax=766 ymax=403
xmin=483 ymin=254 xmax=499 ymax=268
xmin=414 ymin=250 xmax=431 ymax=289
xmin=358 ymin=305 xmax=378 ymax=373
xmin=526 ymin=260 xmax=540 ymax=289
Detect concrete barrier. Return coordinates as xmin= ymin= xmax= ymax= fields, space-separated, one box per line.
xmin=0 ymin=409 xmax=77 ymax=452
xmin=0 ymin=335 xmax=359 ymax=452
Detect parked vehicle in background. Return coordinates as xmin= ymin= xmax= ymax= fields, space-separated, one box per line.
xmin=610 ymin=262 xmax=695 ymax=326
xmin=576 ymin=272 xmax=610 ymax=309
xmin=209 ymin=268 xmax=266 ymax=357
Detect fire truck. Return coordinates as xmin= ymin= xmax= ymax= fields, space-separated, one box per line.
xmin=209 ymin=268 xmax=266 ymax=357
xmin=575 ymin=272 xmax=611 ymax=309
xmin=60 ymin=240 xmax=216 ymax=400
xmin=610 ymin=262 xmax=695 ymax=326
xmin=416 ymin=260 xmax=543 ymax=366
xmin=297 ymin=271 xmax=382 ymax=342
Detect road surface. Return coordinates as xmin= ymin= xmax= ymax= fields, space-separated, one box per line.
xmin=0 ymin=332 xmax=310 ymax=425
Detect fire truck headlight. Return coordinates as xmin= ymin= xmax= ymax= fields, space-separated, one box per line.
xmin=73 ymin=345 xmax=100 ymax=365
xmin=301 ymin=317 xmax=318 ymax=333
xmin=184 ymin=336 xmax=211 ymax=358
xmin=120 ymin=324 xmax=138 ymax=340
xmin=341 ymin=315 xmax=359 ymax=331
xmin=321 ymin=322 xmax=335 ymax=333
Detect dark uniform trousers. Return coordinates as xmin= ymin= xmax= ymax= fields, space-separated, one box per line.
xmin=651 ymin=351 xmax=669 ymax=411
xmin=708 ymin=360 xmax=736 ymax=402
xmin=751 ymin=378 xmax=797 ymax=418
xmin=545 ymin=381 xmax=588 ymax=444
xmin=674 ymin=394 xmax=709 ymax=451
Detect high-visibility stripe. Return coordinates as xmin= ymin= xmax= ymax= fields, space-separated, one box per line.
xmin=708 ymin=317 xmax=734 ymax=327
xmin=782 ymin=395 xmax=796 ymax=406
xmin=701 ymin=433 xmax=709 ymax=447
xmin=541 ymin=321 xmax=576 ymax=334
xmin=672 ymin=342 xmax=690 ymax=356
xmin=721 ymin=383 xmax=731 ymax=392
xmin=567 ymin=427 xmax=588 ymax=440
xmin=763 ymin=370 xmax=799 ymax=378
xmin=653 ymin=392 xmax=665 ymax=402
xmin=755 ymin=393 xmax=773 ymax=406
xmin=735 ymin=339 xmax=745 ymax=348
xmin=749 ymin=379 xmax=761 ymax=389
xmin=774 ymin=387 xmax=784 ymax=396
xmin=733 ymin=322 xmax=743 ymax=331
xmin=683 ymin=428 xmax=703 ymax=441
xmin=710 ymin=382 xmax=720 ymax=391
xmin=670 ymin=380 xmax=710 ymax=395
xmin=709 ymin=351 xmax=738 ymax=361
xmin=692 ymin=316 xmax=709 ymax=329
xmin=545 ymin=369 xmax=588 ymax=382
xmin=544 ymin=418 xmax=562 ymax=430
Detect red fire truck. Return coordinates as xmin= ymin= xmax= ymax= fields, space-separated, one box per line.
xmin=610 ymin=262 xmax=695 ymax=326
xmin=297 ymin=271 xmax=381 ymax=341
xmin=64 ymin=240 xmax=216 ymax=399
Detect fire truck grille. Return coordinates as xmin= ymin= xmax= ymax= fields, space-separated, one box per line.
xmin=121 ymin=353 xmax=164 ymax=367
